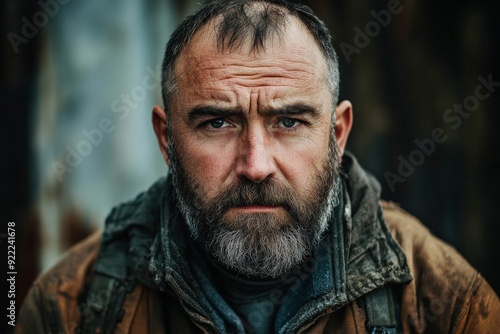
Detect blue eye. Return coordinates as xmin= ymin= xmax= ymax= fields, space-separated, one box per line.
xmin=209 ymin=119 xmax=227 ymax=128
xmin=280 ymin=118 xmax=298 ymax=128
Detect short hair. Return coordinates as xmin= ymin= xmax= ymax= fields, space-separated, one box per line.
xmin=160 ymin=0 xmax=340 ymax=114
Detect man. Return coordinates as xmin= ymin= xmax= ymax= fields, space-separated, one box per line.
xmin=18 ymin=0 xmax=500 ymax=333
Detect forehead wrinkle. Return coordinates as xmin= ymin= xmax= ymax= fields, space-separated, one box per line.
xmin=182 ymin=44 xmax=322 ymax=70
xmin=176 ymin=65 xmax=320 ymax=95
xmin=179 ymin=56 xmax=322 ymax=88
xmin=214 ymin=67 xmax=317 ymax=82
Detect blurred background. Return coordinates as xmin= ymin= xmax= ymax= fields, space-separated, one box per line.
xmin=1 ymin=0 xmax=499 ymax=330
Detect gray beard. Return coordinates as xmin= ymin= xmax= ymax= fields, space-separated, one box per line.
xmin=168 ymin=129 xmax=341 ymax=278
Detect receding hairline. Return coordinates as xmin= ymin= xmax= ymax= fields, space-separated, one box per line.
xmin=187 ymin=9 xmax=319 ymax=53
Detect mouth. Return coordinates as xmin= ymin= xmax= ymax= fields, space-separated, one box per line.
xmin=227 ymin=205 xmax=284 ymax=214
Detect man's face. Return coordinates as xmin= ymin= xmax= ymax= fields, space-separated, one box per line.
xmin=165 ymin=18 xmax=341 ymax=277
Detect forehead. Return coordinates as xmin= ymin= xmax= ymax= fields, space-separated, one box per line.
xmin=173 ymin=16 xmax=329 ymax=101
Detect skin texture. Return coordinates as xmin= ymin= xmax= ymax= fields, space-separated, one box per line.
xmin=153 ymin=17 xmax=353 ymax=225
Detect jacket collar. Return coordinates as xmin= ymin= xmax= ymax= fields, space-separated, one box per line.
xmin=342 ymin=152 xmax=412 ymax=299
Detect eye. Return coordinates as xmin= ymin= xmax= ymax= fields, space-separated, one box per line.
xmin=207 ymin=118 xmax=231 ymax=129
xmin=278 ymin=117 xmax=300 ymax=128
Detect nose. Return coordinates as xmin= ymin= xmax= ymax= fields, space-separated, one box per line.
xmin=235 ymin=126 xmax=277 ymax=183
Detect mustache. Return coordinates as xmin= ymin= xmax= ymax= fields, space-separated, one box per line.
xmin=208 ymin=179 xmax=297 ymax=216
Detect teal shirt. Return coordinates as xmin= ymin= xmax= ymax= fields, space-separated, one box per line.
xmin=210 ymin=259 xmax=292 ymax=334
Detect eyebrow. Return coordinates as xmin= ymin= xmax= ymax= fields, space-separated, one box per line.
xmin=187 ymin=106 xmax=243 ymax=122
xmin=261 ymin=103 xmax=321 ymax=119
xmin=187 ymin=103 xmax=322 ymax=122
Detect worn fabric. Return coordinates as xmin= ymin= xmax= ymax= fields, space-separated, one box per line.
xmin=196 ymin=247 xmax=295 ymax=334
xmin=17 ymin=153 xmax=500 ymax=333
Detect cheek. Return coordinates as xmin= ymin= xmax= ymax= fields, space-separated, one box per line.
xmin=276 ymin=134 xmax=331 ymax=190
xmin=176 ymin=135 xmax=236 ymax=198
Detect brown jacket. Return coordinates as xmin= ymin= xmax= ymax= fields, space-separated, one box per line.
xmin=17 ymin=201 xmax=500 ymax=333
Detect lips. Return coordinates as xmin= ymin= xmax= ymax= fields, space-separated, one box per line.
xmin=229 ymin=205 xmax=283 ymax=213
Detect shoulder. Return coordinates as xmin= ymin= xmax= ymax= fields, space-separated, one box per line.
xmin=380 ymin=200 xmax=433 ymax=244
xmin=35 ymin=231 xmax=101 ymax=290
xmin=380 ymin=200 xmax=474 ymax=280
xmin=17 ymin=232 xmax=102 ymax=333
xmin=36 ymin=231 xmax=102 ymax=284
xmin=380 ymin=200 xmax=476 ymax=293
xmin=379 ymin=201 xmax=500 ymax=332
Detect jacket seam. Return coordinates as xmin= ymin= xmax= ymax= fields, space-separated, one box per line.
xmin=449 ymin=271 xmax=481 ymax=333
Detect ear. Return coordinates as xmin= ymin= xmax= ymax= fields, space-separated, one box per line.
xmin=152 ymin=105 xmax=171 ymax=166
xmin=334 ymin=100 xmax=353 ymax=154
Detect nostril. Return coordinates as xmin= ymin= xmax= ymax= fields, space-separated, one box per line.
xmin=235 ymin=155 xmax=276 ymax=183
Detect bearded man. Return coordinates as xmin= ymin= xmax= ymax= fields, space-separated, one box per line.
xmin=18 ymin=0 xmax=500 ymax=333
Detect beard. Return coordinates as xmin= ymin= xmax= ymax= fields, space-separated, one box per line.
xmin=167 ymin=128 xmax=342 ymax=278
